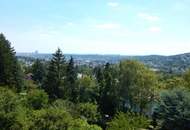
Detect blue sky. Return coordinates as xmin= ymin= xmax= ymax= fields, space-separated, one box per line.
xmin=0 ymin=0 xmax=190 ymax=55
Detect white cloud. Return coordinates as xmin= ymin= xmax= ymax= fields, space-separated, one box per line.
xmin=95 ymin=23 xmax=121 ymax=29
xmin=149 ymin=27 xmax=161 ymax=33
xmin=138 ymin=13 xmax=160 ymax=22
xmin=108 ymin=2 xmax=119 ymax=7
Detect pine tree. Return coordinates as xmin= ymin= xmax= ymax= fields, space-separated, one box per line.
xmin=65 ymin=57 xmax=78 ymax=102
xmin=31 ymin=59 xmax=45 ymax=85
xmin=12 ymin=59 xmax=24 ymax=92
xmin=94 ymin=66 xmax=105 ymax=105
xmin=99 ymin=63 xmax=119 ymax=116
xmin=0 ymin=33 xmax=13 ymax=85
xmin=43 ymin=48 xmax=66 ymax=100
xmin=0 ymin=33 xmax=24 ymax=91
xmin=94 ymin=66 xmax=104 ymax=88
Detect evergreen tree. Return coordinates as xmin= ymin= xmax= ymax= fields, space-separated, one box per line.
xmin=65 ymin=57 xmax=78 ymax=102
xmin=94 ymin=66 xmax=104 ymax=89
xmin=0 ymin=33 xmax=14 ymax=85
xmin=153 ymin=88 xmax=190 ymax=130
xmin=31 ymin=59 xmax=45 ymax=85
xmin=99 ymin=63 xmax=119 ymax=116
xmin=12 ymin=59 xmax=24 ymax=92
xmin=0 ymin=33 xmax=23 ymax=91
xmin=94 ymin=66 xmax=105 ymax=103
xmin=43 ymin=48 xmax=66 ymax=100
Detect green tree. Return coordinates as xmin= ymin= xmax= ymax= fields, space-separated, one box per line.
xmin=77 ymin=103 xmax=100 ymax=124
xmin=107 ymin=112 xmax=150 ymax=130
xmin=13 ymin=60 xmax=24 ymax=92
xmin=43 ymin=48 xmax=66 ymax=100
xmin=78 ymin=75 xmax=98 ymax=103
xmin=0 ymin=87 xmax=18 ymax=113
xmin=119 ymin=60 xmax=157 ymax=114
xmin=183 ymin=69 xmax=190 ymax=89
xmin=0 ymin=87 xmax=29 ymax=130
xmin=51 ymin=99 xmax=78 ymax=117
xmin=163 ymin=76 xmax=185 ymax=90
xmin=99 ymin=63 xmax=119 ymax=116
xmin=153 ymin=88 xmax=190 ymax=130
xmin=78 ymin=65 xmax=93 ymax=76
xmin=65 ymin=57 xmax=78 ymax=102
xmin=30 ymin=107 xmax=102 ymax=130
xmin=26 ymin=89 xmax=48 ymax=110
xmin=94 ymin=66 xmax=104 ymax=88
xmin=70 ymin=119 xmax=102 ymax=130
xmin=30 ymin=108 xmax=73 ymax=130
xmin=0 ymin=33 xmax=24 ymax=91
xmin=31 ymin=59 xmax=45 ymax=85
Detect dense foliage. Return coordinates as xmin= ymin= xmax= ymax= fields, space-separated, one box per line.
xmin=0 ymin=34 xmax=24 ymax=91
xmin=1 ymin=33 xmax=190 ymax=129
xmin=107 ymin=112 xmax=150 ymax=130
xmin=153 ymin=88 xmax=190 ymax=130
xmin=43 ymin=48 xmax=66 ymax=100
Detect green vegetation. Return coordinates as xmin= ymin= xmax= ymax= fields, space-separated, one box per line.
xmin=31 ymin=59 xmax=46 ymax=85
xmin=1 ymin=33 xmax=190 ymax=129
xmin=65 ymin=56 xmax=78 ymax=102
xmin=153 ymin=88 xmax=190 ymax=130
xmin=119 ymin=61 xmax=158 ymax=114
xmin=0 ymin=34 xmax=24 ymax=91
xmin=107 ymin=112 xmax=150 ymax=130
xmin=42 ymin=48 xmax=66 ymax=100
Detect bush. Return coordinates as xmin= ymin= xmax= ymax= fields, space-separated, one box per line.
xmin=0 ymin=87 xmax=31 ymax=130
xmin=51 ymin=99 xmax=78 ymax=117
xmin=29 ymin=108 xmax=73 ymax=130
xmin=77 ymin=103 xmax=100 ymax=123
xmin=29 ymin=108 xmax=102 ymax=130
xmin=70 ymin=119 xmax=102 ymax=130
xmin=26 ymin=89 xmax=48 ymax=110
xmin=107 ymin=112 xmax=150 ymax=130
xmin=0 ymin=87 xmax=18 ymax=113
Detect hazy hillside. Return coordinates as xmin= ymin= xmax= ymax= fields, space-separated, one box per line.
xmin=132 ymin=53 xmax=190 ymax=73
xmin=16 ymin=52 xmax=190 ymax=74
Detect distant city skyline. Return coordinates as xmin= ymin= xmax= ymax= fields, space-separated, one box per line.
xmin=1 ymin=0 xmax=190 ymax=55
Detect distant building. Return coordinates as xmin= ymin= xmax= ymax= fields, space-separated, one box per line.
xmin=34 ymin=50 xmax=39 ymax=54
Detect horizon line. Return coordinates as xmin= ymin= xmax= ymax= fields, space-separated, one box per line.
xmin=16 ymin=51 xmax=190 ymax=57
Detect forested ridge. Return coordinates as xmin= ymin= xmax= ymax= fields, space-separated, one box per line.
xmin=17 ymin=52 xmax=190 ymax=74
xmin=1 ymin=33 xmax=190 ymax=130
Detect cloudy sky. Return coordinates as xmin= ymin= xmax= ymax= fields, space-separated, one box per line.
xmin=0 ymin=0 xmax=190 ymax=55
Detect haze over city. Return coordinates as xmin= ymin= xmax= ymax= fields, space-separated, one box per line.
xmin=1 ymin=0 xmax=190 ymax=55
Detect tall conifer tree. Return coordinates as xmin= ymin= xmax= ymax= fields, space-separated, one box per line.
xmin=0 ymin=33 xmax=23 ymax=91
xmin=32 ymin=59 xmax=45 ymax=85
xmin=99 ymin=63 xmax=119 ymax=116
xmin=43 ymin=48 xmax=66 ymax=99
xmin=65 ymin=57 xmax=78 ymax=102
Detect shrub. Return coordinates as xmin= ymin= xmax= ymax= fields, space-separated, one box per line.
xmin=0 ymin=87 xmax=31 ymax=130
xmin=29 ymin=108 xmax=102 ymax=130
xmin=0 ymin=87 xmax=18 ymax=113
xmin=77 ymin=103 xmax=100 ymax=123
xmin=107 ymin=112 xmax=150 ymax=130
xmin=29 ymin=108 xmax=73 ymax=130
xmin=26 ymin=89 xmax=48 ymax=110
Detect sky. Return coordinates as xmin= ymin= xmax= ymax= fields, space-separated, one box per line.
xmin=0 ymin=0 xmax=190 ymax=55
